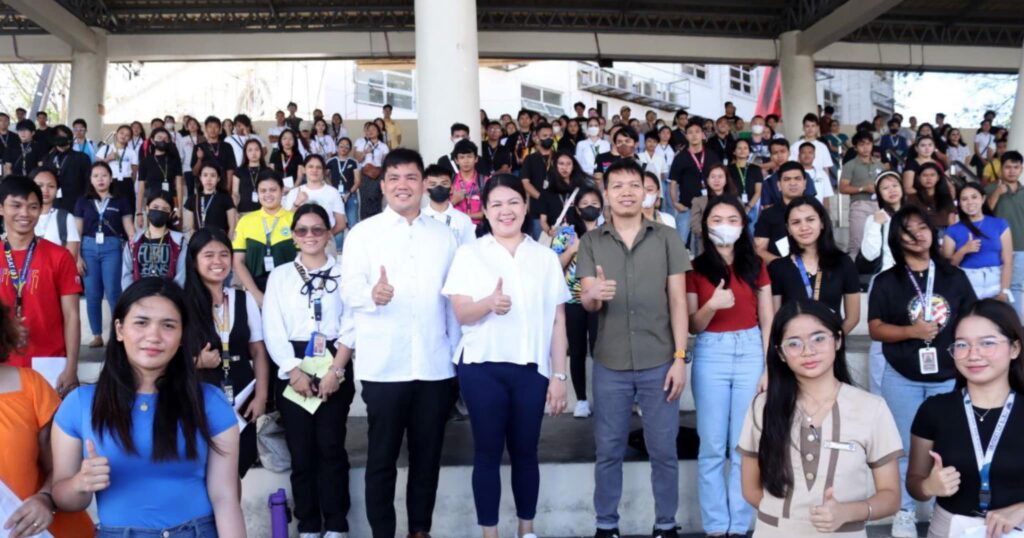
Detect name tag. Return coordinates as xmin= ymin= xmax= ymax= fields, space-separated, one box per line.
xmin=263 ymin=255 xmax=276 ymax=272
xmin=919 ymin=346 xmax=939 ymax=375
xmin=825 ymin=441 xmax=857 ymax=452
xmin=251 ymin=192 xmax=259 ymax=203
xmin=161 ymin=181 xmax=170 ymax=191
xmin=775 ymin=236 xmax=790 ymax=257
xmin=283 ymin=176 xmax=295 ymax=188
xmin=56 ymin=188 xmax=63 ymax=198
xmin=95 ymin=232 xmax=105 ymax=245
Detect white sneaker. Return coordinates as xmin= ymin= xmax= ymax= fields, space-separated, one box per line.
xmin=518 ymin=534 xmax=538 ymax=538
xmin=299 ymin=533 xmax=321 ymax=538
xmin=891 ymin=509 xmax=918 ymax=538
xmin=323 ymin=533 xmax=347 ymax=538
xmin=573 ymin=400 xmax=592 ymax=418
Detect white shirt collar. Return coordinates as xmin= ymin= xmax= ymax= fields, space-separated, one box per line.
xmin=293 ymin=254 xmax=336 ymax=274
xmin=381 ymin=205 xmax=427 ymax=226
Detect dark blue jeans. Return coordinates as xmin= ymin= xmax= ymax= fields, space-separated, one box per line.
xmin=96 ymin=515 xmax=216 ymax=537
xmin=82 ymin=236 xmax=123 ymax=337
xmin=458 ymin=361 xmax=548 ymax=526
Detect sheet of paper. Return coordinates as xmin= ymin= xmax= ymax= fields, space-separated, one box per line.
xmin=955 ymin=515 xmax=1024 ymax=538
xmin=0 ymin=480 xmax=54 ymax=538
xmin=279 ymin=352 xmax=333 ymax=415
xmin=233 ymin=380 xmax=257 ymax=431
xmin=31 ymin=357 xmax=67 ymax=389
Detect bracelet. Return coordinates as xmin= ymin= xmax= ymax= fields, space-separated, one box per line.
xmin=864 ymin=500 xmax=873 ymax=522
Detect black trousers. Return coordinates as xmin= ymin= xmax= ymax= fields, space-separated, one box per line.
xmin=276 ymin=341 xmax=355 ymax=534
xmin=565 ymin=302 xmax=598 ymax=401
xmin=361 ymin=378 xmax=454 ymax=538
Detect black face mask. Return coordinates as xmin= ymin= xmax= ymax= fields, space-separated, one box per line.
xmin=154 ymin=141 xmax=170 ymax=151
xmin=540 ymin=138 xmax=554 ymax=150
xmin=428 ymin=186 xmax=451 ymax=203
xmin=53 ymin=136 xmax=70 ymax=148
xmin=579 ymin=206 xmax=601 ymax=222
xmin=148 ymin=209 xmax=170 ymax=228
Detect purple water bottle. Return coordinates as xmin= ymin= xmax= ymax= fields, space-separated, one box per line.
xmin=268 ymin=488 xmax=289 ymax=538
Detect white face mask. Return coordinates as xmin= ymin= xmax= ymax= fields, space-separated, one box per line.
xmin=642 ymin=193 xmax=658 ymax=209
xmin=587 ymin=126 xmax=601 ymax=137
xmin=751 ymin=124 xmax=764 ymax=135
xmin=452 ymin=136 xmax=465 ymax=146
xmin=708 ymin=224 xmax=743 ymax=246
xmin=552 ymin=125 xmax=562 ymax=135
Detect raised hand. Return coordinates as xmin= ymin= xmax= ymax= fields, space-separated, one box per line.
xmin=586 ymin=265 xmax=617 ymax=303
xmin=707 ymin=280 xmax=736 ymax=311
xmin=908 ymin=310 xmax=939 ymax=342
xmin=488 ymin=278 xmax=512 ymax=316
xmin=923 ymin=451 xmax=960 ymax=498
xmin=75 ymin=440 xmax=111 ymax=494
xmin=372 ymin=266 xmax=394 ymax=306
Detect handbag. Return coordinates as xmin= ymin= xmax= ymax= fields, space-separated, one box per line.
xmin=537 ymin=187 xmax=579 ymax=248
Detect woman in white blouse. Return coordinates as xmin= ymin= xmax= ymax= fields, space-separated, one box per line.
xmin=442 ymin=173 xmax=571 ymax=538
xmin=261 ymin=203 xmax=355 ymax=538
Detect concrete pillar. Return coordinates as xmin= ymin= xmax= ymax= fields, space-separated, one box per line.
xmin=1007 ymin=40 xmax=1024 ymax=151
xmin=779 ymin=30 xmax=818 ymax=140
xmin=414 ymin=0 xmax=481 ymax=165
xmin=67 ymin=34 xmax=107 ymax=141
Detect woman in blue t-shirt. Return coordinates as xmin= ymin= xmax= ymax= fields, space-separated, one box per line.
xmin=50 ymin=277 xmax=244 ymax=537
xmin=941 ymin=183 xmax=1012 ymax=300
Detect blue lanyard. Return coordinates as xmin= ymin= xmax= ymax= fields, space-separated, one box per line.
xmin=963 ymin=389 xmax=1015 ymax=511
xmin=261 ymin=216 xmax=281 ymax=256
xmin=3 ymin=238 xmax=37 ymax=318
xmin=793 ymin=255 xmax=821 ymax=300
xmin=199 ymin=194 xmax=216 ymax=227
xmin=95 ymin=197 xmax=111 ymax=233
xmin=905 ymin=260 xmax=936 ymax=322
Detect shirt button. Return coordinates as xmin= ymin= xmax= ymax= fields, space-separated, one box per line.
xmin=806 ymin=472 xmax=815 ymax=480
xmin=163 ymin=532 xmax=170 ymax=538
xmin=805 ymin=453 xmax=815 ymax=462
xmin=807 ymin=434 xmax=816 ymax=442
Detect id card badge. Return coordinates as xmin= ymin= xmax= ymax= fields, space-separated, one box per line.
xmin=56 ymin=188 xmax=63 ymax=199
xmin=263 ymin=255 xmax=276 ymax=272
xmin=741 ymin=192 xmax=749 ymax=204
xmin=312 ymin=332 xmax=327 ymax=356
xmin=919 ymin=346 xmax=939 ymax=375
xmin=95 ymin=232 xmax=105 ymax=245
xmin=161 ymin=181 xmax=170 ymax=191
xmin=283 ymin=176 xmax=295 ymax=188
xmin=251 ymin=191 xmax=259 ymax=203
xmin=701 ymin=188 xmax=708 ymax=197
xmin=775 ymin=236 xmax=791 ymax=257
xmin=223 ymin=381 xmax=235 ymax=403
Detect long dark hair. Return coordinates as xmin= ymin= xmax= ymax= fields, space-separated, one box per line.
xmin=566 ymin=185 xmax=603 ymax=238
xmin=911 ymin=162 xmax=954 ymax=215
xmin=242 ymin=138 xmax=266 ymax=168
xmin=704 ymin=163 xmax=738 ymax=196
xmin=183 ymin=229 xmax=233 ymax=357
xmin=476 ymin=173 xmax=530 ymax=238
xmin=784 ymin=196 xmax=844 ymax=269
xmin=887 ymin=204 xmax=954 ymax=278
xmin=85 ymin=161 xmax=115 ymax=200
xmin=955 ymin=183 xmax=994 ymax=239
xmin=693 ymin=195 xmax=762 ymax=290
xmin=0 ymin=302 xmax=23 ymax=363
xmin=92 ymin=278 xmax=214 ymax=460
xmin=759 ymin=300 xmax=852 ymax=498
xmin=952 ymin=298 xmax=1024 ymax=392
xmin=546 ymin=152 xmax=587 ymax=195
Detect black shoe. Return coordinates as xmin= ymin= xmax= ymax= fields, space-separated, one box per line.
xmin=652 ymin=527 xmax=679 ymax=538
xmin=594 ymin=529 xmax=621 ymax=538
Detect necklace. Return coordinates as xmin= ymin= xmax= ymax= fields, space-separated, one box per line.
xmin=797 ymin=381 xmax=841 ymax=425
xmin=140 ymin=401 xmax=149 ymax=412
xmin=974 ymin=406 xmax=996 ymax=423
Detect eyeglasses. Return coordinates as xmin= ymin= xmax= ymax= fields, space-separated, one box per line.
xmin=778 ymin=333 xmax=835 ymax=358
xmin=293 ymin=226 xmax=327 ymax=238
xmin=948 ymin=338 xmax=1009 ymax=359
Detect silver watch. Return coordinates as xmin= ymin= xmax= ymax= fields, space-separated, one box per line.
xmin=552 ymin=373 xmax=567 ymax=381
xmin=332 ymin=366 xmax=346 ymax=380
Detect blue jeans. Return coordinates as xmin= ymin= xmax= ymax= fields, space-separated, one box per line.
xmin=692 ymin=327 xmax=764 ymax=534
xmin=337 ymin=193 xmax=360 ymax=252
xmin=458 ymin=361 xmax=548 ymax=526
xmin=592 ymin=360 xmax=678 ymax=531
xmin=82 ymin=236 xmax=123 ymax=337
xmin=660 ymin=179 xmax=676 ymax=218
xmin=96 ymin=515 xmax=217 ymax=537
xmin=674 ymin=209 xmax=690 ymax=251
xmin=1012 ymin=251 xmax=1024 ymax=320
xmin=880 ymin=362 xmax=955 ymax=512
xmin=529 ymin=218 xmax=542 ymax=241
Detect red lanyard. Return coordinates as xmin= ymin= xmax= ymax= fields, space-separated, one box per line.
xmin=689 ymin=149 xmax=705 ymax=172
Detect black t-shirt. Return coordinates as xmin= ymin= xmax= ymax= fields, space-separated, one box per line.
xmin=33 ymin=128 xmax=52 ymax=154
xmin=912 ymin=391 xmax=1024 ymax=515
xmin=191 ymin=141 xmax=237 ymax=175
xmin=670 ymin=128 xmax=687 ymax=151
xmin=557 ymin=136 xmax=577 ymax=157
xmin=768 ymin=255 xmax=860 ymax=315
xmin=480 ymin=142 xmax=512 ymax=176
xmin=0 ymin=132 xmax=13 ymax=165
xmin=3 ymin=141 xmax=44 ymax=176
xmin=358 ymin=176 xmax=383 ymax=220
xmin=326 ymin=157 xmax=359 ymax=194
xmin=728 ymin=163 xmax=764 ymax=202
xmin=753 ymin=204 xmax=788 ymax=256
xmin=234 ymin=166 xmax=266 ymax=213
xmin=707 ymin=135 xmax=735 ymax=165
xmin=669 ymin=147 xmax=715 ymax=208
xmin=184 ymin=191 xmax=235 ymax=234
xmin=138 ymin=153 xmax=184 ymax=198
xmin=135 ymin=235 xmax=173 ymax=278
xmin=540 ymin=190 xmax=574 ymax=228
xmin=45 ymin=149 xmax=92 ymax=212
xmin=520 ymin=152 xmax=555 ymax=218
xmin=270 ymin=149 xmax=302 ymax=184
xmin=868 ymin=265 xmax=977 ymax=382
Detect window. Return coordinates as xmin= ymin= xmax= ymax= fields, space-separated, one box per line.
xmin=354 ymin=70 xmax=415 ymax=111
xmin=729 ymin=65 xmax=753 ymax=95
xmin=681 ymin=63 xmax=707 ymax=80
xmin=823 ymin=89 xmax=842 ymax=116
xmin=521 ymin=84 xmax=565 ymax=117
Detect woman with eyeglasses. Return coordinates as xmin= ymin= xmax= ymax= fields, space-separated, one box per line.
xmin=867 ymin=205 xmax=977 ymax=538
xmin=261 ymin=204 xmax=356 ymax=538
xmin=739 ymin=300 xmax=902 ymax=537
xmin=906 ymin=299 xmax=1024 ymax=538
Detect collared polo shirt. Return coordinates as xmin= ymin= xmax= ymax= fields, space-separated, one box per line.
xmin=575 ymin=218 xmax=690 ymax=371
xmin=986 ymin=181 xmax=1024 ymax=251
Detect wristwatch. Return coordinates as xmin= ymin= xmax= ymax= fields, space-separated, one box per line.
xmin=552 ymin=372 xmax=567 ymax=381
xmin=332 ymin=366 xmax=346 ymax=381
xmin=674 ymin=349 xmax=692 ymax=364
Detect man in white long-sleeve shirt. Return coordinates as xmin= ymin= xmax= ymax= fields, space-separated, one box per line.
xmin=340 ymin=148 xmax=460 ymax=538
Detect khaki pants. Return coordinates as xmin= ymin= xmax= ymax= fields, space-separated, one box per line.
xmin=847 ymin=200 xmax=878 ymax=257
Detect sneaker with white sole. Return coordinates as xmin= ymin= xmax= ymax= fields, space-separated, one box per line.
xmin=574 ymin=400 xmax=592 ymax=418
xmin=324 ymin=533 xmax=347 ymax=538
xmin=299 ymin=533 xmax=321 ymax=538
xmin=891 ymin=509 xmax=918 ymax=538
xmin=518 ymin=534 xmax=538 ymax=538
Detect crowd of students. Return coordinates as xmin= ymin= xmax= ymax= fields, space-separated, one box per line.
xmin=0 ymin=99 xmax=1021 ymax=538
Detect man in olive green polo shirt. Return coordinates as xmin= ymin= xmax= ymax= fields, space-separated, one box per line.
xmin=985 ymin=149 xmax=1024 ymax=317
xmin=838 ymin=131 xmax=887 ymax=257
xmin=576 ymin=159 xmax=690 ymax=538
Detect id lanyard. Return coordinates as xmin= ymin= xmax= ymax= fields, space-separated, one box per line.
xmin=295 ymin=262 xmax=327 ymax=333
xmin=19 ymin=144 xmax=31 ymax=175
xmin=962 ymin=389 xmax=1015 ymax=511
xmin=689 ymin=149 xmax=706 ymax=191
xmin=3 ymin=238 xmax=37 ymax=318
xmin=199 ymin=194 xmax=215 ymax=227
xmin=213 ymin=291 xmax=234 ymax=400
xmin=115 ymin=147 xmax=128 ymax=179
xmin=794 ymin=255 xmax=822 ymax=300
xmin=261 ymin=215 xmax=281 ymax=270
xmin=155 ymin=155 xmax=170 ymax=191
xmin=906 ymin=260 xmax=936 ymax=324
xmin=735 ymin=164 xmax=748 ymax=194
xmin=94 ymin=197 xmax=111 ymax=239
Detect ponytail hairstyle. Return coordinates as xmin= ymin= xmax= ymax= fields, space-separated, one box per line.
xmin=475 ymin=173 xmax=530 ymax=238
xmin=759 ymin=300 xmax=851 ymax=498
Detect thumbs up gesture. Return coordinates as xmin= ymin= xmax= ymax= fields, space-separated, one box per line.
xmin=707 ymin=280 xmax=736 ymax=311
xmin=372 ymin=266 xmax=394 ymax=306
xmin=923 ymin=450 xmax=961 ymax=498
xmin=488 ymin=278 xmax=512 ymax=316
xmin=961 ymin=232 xmax=982 ymax=255
xmin=75 ymin=440 xmax=111 ymax=494
xmin=809 ymin=487 xmax=848 ymax=532
xmin=586 ymin=265 xmax=617 ymax=303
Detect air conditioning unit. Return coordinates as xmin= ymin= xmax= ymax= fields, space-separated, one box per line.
xmin=615 ymin=74 xmax=629 ymax=89
xmin=602 ymin=72 xmax=615 ymax=86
